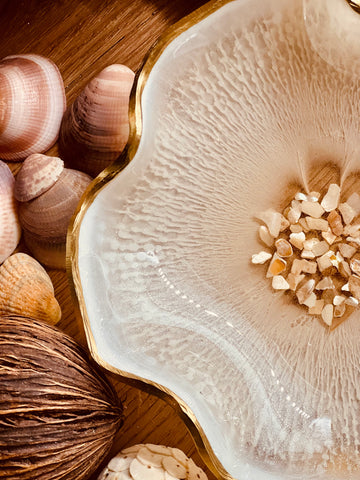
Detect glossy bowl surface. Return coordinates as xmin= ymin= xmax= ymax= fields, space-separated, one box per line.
xmin=69 ymin=0 xmax=360 ymax=478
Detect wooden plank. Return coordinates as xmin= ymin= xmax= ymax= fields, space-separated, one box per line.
xmin=0 ymin=0 xmax=217 ymax=478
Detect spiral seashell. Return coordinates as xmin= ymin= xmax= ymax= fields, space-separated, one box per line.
xmin=0 ymin=253 xmax=61 ymax=325
xmin=59 ymin=64 xmax=135 ymax=177
xmin=98 ymin=444 xmax=208 ymax=480
xmin=0 ymin=161 xmax=21 ymax=264
xmin=0 ymin=54 xmax=66 ymax=161
xmin=14 ymin=153 xmax=64 ymax=202
xmin=18 ymin=168 xmax=92 ymax=268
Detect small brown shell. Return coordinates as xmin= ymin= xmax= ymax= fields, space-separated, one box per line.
xmin=0 ymin=161 xmax=21 ymax=263
xmin=0 ymin=253 xmax=61 ymax=325
xmin=0 ymin=314 xmax=123 ymax=480
xmin=15 ymin=153 xmax=64 ymax=202
xmin=19 ymin=168 xmax=92 ymax=268
xmin=0 ymin=54 xmax=66 ymax=161
xmin=59 ymin=64 xmax=135 ymax=177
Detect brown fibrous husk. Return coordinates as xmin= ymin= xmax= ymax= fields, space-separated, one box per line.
xmin=0 ymin=315 xmax=124 ymax=480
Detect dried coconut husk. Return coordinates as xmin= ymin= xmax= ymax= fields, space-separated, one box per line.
xmin=0 ymin=315 xmax=123 ymax=480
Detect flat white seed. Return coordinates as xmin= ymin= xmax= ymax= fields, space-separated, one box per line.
xmin=290 ymin=224 xmax=303 ymax=233
xmin=346 ymin=192 xmax=360 ymax=216
xmin=275 ymin=238 xmax=293 ymax=257
xmin=169 ymin=448 xmax=189 ymax=468
xmin=258 ymin=225 xmax=274 ymax=247
xmin=334 ymin=303 xmax=346 ymax=318
xmin=305 ymin=217 xmax=329 ymax=231
xmin=296 ymin=279 xmax=315 ymax=304
xmin=309 ymin=299 xmax=325 ymax=315
xmin=346 ymin=296 xmax=359 ymax=307
xmin=315 ymin=276 xmax=334 ymax=290
xmin=301 ymin=201 xmax=325 ymax=218
xmin=321 ymin=303 xmax=334 ymax=326
xmin=122 ymin=445 xmax=143 ymax=455
xmin=130 ymin=458 xmax=165 ymax=480
xmin=301 ymin=249 xmax=316 ymax=259
xmin=108 ymin=455 xmax=135 ymax=472
xmin=162 ymin=456 xmax=188 ymax=479
xmin=303 ymin=292 xmax=317 ymax=308
xmin=289 ymin=231 xmax=306 ymax=249
xmin=321 ymin=228 xmax=337 ymax=245
xmin=295 ymin=192 xmax=307 ymax=201
xmin=251 ymin=251 xmax=272 ymax=264
xmin=339 ymin=202 xmax=356 ymax=225
xmin=333 ymin=295 xmax=346 ymax=306
xmin=287 ymin=273 xmax=305 ymax=291
xmin=341 ymin=283 xmax=350 ymax=292
xmin=311 ymin=241 xmax=329 ymax=257
xmin=187 ymin=459 xmax=208 ymax=480
xmin=338 ymin=243 xmax=357 ymax=258
xmin=348 ymin=275 xmax=360 ymax=300
xmin=321 ymin=184 xmax=341 ymax=212
xmin=137 ymin=447 xmax=163 ymax=468
xmin=266 ymin=254 xmax=287 ymax=278
xmin=145 ymin=445 xmax=171 ymax=456
xmin=272 ymin=275 xmax=290 ymax=290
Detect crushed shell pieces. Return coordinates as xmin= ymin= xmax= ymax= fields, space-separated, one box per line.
xmin=251 ymin=183 xmax=360 ymax=328
xmin=98 ymin=444 xmax=207 ymax=480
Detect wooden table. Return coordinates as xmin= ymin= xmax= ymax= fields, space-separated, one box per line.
xmin=0 ymin=1 xmax=217 ymax=479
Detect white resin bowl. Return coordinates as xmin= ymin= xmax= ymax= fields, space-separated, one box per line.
xmin=69 ymin=0 xmax=360 ymax=478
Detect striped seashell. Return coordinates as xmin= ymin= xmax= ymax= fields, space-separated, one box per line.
xmin=18 ymin=168 xmax=92 ymax=269
xmin=15 ymin=153 xmax=64 ymax=202
xmin=0 ymin=54 xmax=66 ymax=161
xmin=0 ymin=253 xmax=61 ymax=325
xmin=59 ymin=64 xmax=135 ymax=177
xmin=98 ymin=444 xmax=208 ymax=480
xmin=0 ymin=161 xmax=21 ymax=264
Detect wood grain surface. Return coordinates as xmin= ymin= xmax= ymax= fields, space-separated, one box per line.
xmin=0 ymin=1 xmax=217 ymax=479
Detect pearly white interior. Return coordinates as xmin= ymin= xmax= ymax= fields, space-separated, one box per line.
xmin=78 ymin=0 xmax=360 ymax=478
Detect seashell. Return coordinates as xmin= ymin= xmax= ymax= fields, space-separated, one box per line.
xmin=98 ymin=444 xmax=208 ymax=480
xmin=0 ymin=161 xmax=21 ymax=263
xmin=14 ymin=153 xmax=64 ymax=202
xmin=18 ymin=168 xmax=92 ymax=268
xmin=0 ymin=253 xmax=61 ymax=325
xmin=0 ymin=54 xmax=66 ymax=161
xmin=59 ymin=64 xmax=135 ymax=177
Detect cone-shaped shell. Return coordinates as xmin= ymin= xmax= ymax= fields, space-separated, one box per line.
xmin=15 ymin=154 xmax=64 ymax=202
xmin=59 ymin=64 xmax=135 ymax=177
xmin=0 ymin=161 xmax=21 ymax=263
xmin=0 ymin=54 xmax=66 ymax=161
xmin=0 ymin=253 xmax=61 ymax=325
xmin=19 ymin=168 xmax=92 ymax=268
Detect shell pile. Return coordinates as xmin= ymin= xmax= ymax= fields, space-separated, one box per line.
xmin=0 ymin=54 xmax=66 ymax=161
xmin=0 ymin=253 xmax=61 ymax=324
xmin=0 ymin=160 xmax=21 ymax=263
xmin=16 ymin=153 xmax=92 ymax=268
xmin=98 ymin=444 xmax=208 ymax=480
xmin=59 ymin=64 xmax=135 ymax=177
